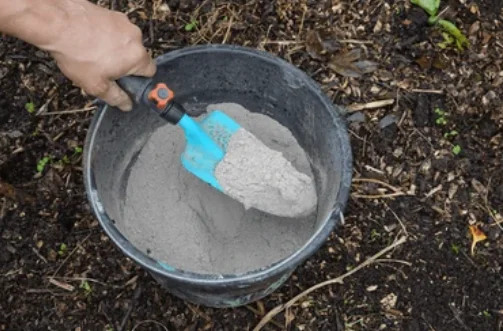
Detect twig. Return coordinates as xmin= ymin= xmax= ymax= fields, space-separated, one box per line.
xmin=261 ymin=40 xmax=302 ymax=46
xmin=49 ymin=234 xmax=91 ymax=280
xmin=245 ymin=305 xmax=284 ymax=329
xmin=339 ymin=39 xmax=374 ymax=44
xmin=49 ymin=276 xmax=109 ymax=287
xmin=48 ymin=278 xmax=75 ymax=291
xmin=132 ymin=320 xmax=168 ymax=331
xmin=352 ymin=178 xmax=403 ymax=193
xmin=352 ymin=192 xmax=405 ymax=199
xmin=375 ymin=258 xmax=413 ymax=266
xmin=347 ymin=99 xmax=395 ymax=112
xmin=187 ymin=304 xmax=212 ymax=322
xmin=32 ymin=247 xmax=48 ymax=264
xmin=41 ymin=106 xmax=97 ymax=116
xmin=383 ymin=201 xmax=409 ymax=237
xmin=449 ymin=303 xmax=472 ymax=331
xmin=0 ymin=198 xmax=6 ymax=220
xmin=253 ymin=236 xmax=408 ymax=331
xmin=119 ymin=284 xmax=143 ymax=331
xmin=222 ymin=15 xmax=233 ymax=44
xmin=410 ymin=89 xmax=444 ymax=94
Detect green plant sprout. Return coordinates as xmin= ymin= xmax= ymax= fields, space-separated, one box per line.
xmin=444 ymin=130 xmax=458 ymax=138
xmin=411 ymin=0 xmax=469 ymax=50
xmin=25 ymin=102 xmax=35 ymax=113
xmin=452 ymin=145 xmax=461 ymax=155
xmin=80 ymin=280 xmax=92 ymax=296
xmin=450 ymin=243 xmax=460 ymax=254
xmin=434 ymin=107 xmax=448 ymax=125
xmin=36 ymin=156 xmax=51 ymax=173
xmin=58 ymin=243 xmax=67 ymax=256
xmin=184 ymin=19 xmax=198 ymax=31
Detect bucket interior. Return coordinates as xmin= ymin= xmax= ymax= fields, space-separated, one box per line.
xmin=86 ymin=46 xmax=349 ymax=277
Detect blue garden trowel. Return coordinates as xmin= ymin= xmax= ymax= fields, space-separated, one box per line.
xmin=117 ymin=76 xmax=239 ymax=191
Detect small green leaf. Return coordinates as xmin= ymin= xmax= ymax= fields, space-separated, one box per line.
xmin=25 ymin=102 xmax=36 ymax=113
xmin=80 ymin=280 xmax=92 ymax=294
xmin=74 ymin=146 xmax=83 ymax=154
xmin=482 ymin=310 xmax=491 ymax=318
xmin=36 ymin=156 xmax=51 ymax=173
xmin=452 ymin=145 xmax=462 ymax=155
xmin=58 ymin=243 xmax=68 ymax=256
xmin=444 ymin=130 xmax=458 ymax=138
xmin=410 ymin=0 xmax=440 ymax=16
xmin=184 ymin=19 xmax=198 ymax=32
xmin=450 ymin=243 xmax=460 ymax=254
xmin=438 ymin=19 xmax=469 ymax=50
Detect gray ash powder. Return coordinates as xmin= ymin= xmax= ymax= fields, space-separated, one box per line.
xmin=120 ymin=102 xmax=317 ymax=275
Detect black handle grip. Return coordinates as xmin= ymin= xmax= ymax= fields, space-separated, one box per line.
xmin=117 ymin=76 xmax=152 ymax=106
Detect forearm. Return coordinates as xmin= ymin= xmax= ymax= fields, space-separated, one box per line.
xmin=0 ymin=0 xmax=86 ymax=51
xmin=0 ymin=0 xmax=156 ymax=111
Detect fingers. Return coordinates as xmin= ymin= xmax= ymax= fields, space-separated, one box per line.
xmin=94 ymin=81 xmax=133 ymax=111
xmin=127 ymin=47 xmax=157 ymax=78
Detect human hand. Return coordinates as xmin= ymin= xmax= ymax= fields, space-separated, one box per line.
xmin=46 ymin=1 xmax=156 ymax=111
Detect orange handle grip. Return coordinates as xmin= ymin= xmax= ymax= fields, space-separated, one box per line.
xmin=147 ymin=83 xmax=174 ymax=110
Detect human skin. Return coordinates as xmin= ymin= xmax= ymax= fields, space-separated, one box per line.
xmin=0 ymin=0 xmax=156 ymax=111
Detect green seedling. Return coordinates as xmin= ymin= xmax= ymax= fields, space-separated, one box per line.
xmin=184 ymin=19 xmax=198 ymax=32
xmin=482 ymin=310 xmax=491 ymax=318
xmin=411 ymin=0 xmax=469 ymax=51
xmin=434 ymin=107 xmax=448 ymax=125
xmin=25 ymin=102 xmax=35 ymax=114
xmin=444 ymin=130 xmax=458 ymax=138
xmin=58 ymin=243 xmax=67 ymax=256
xmin=411 ymin=0 xmax=440 ymax=16
xmin=80 ymin=280 xmax=92 ymax=296
xmin=37 ymin=156 xmax=51 ymax=173
xmin=370 ymin=229 xmax=381 ymax=240
xmin=452 ymin=144 xmax=461 ymax=155
xmin=74 ymin=146 xmax=83 ymax=154
xmin=450 ymin=243 xmax=460 ymax=254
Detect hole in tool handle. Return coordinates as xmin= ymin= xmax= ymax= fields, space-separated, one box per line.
xmin=117 ymin=76 xmax=184 ymax=125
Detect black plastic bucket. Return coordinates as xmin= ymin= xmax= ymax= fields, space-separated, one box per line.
xmin=83 ymin=44 xmax=352 ymax=308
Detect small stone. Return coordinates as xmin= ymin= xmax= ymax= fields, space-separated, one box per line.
xmin=347 ymin=111 xmax=365 ymax=123
xmin=381 ymin=293 xmax=398 ymax=310
xmin=379 ymin=114 xmax=397 ymax=129
xmin=47 ymin=249 xmax=58 ymax=262
xmin=367 ymin=285 xmax=378 ymax=292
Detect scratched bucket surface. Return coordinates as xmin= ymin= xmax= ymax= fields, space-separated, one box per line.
xmin=83 ymin=45 xmax=352 ymax=308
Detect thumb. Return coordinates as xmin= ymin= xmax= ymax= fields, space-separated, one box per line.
xmin=97 ymin=81 xmax=133 ymax=111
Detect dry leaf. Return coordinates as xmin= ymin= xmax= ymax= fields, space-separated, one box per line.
xmin=328 ymin=49 xmax=378 ymax=78
xmin=305 ymin=30 xmax=325 ymax=59
xmin=469 ymin=225 xmax=487 ymax=256
xmin=416 ymin=54 xmax=433 ymax=70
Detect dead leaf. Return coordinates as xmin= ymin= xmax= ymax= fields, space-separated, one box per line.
xmin=328 ymin=48 xmax=379 ymax=77
xmin=354 ymin=60 xmax=379 ymax=74
xmin=416 ymin=55 xmax=433 ymax=70
xmin=305 ymin=30 xmax=325 ymax=59
xmin=469 ymin=225 xmax=487 ymax=256
xmin=469 ymin=21 xmax=480 ymax=36
xmin=432 ymin=54 xmax=449 ymax=70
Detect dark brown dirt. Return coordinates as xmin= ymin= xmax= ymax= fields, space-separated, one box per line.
xmin=1 ymin=1 xmax=502 ymax=330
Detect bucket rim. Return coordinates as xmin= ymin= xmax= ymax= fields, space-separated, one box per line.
xmin=83 ymin=44 xmax=353 ymax=286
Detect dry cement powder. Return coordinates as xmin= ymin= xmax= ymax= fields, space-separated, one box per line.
xmin=215 ymin=127 xmax=317 ymax=218
xmin=120 ymin=102 xmax=317 ymax=275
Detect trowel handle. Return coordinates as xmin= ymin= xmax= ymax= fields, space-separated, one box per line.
xmin=117 ymin=76 xmax=185 ymax=125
